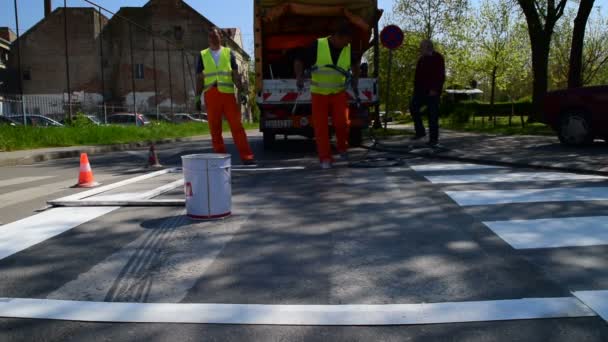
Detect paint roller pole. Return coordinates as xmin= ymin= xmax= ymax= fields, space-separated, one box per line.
xmin=63 ymin=0 xmax=73 ymax=121
xmin=384 ymin=49 xmax=393 ymax=131
xmin=128 ymin=23 xmax=137 ymax=122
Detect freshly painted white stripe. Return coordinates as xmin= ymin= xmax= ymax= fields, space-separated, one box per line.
xmin=0 ymin=176 xmax=54 ymax=188
xmin=426 ymin=172 xmax=605 ymax=184
xmin=49 ymin=168 xmax=177 ymax=204
xmin=573 ymin=291 xmax=608 ymax=322
xmin=410 ymin=163 xmax=504 ymax=172
xmin=0 ymin=297 xmax=595 ymax=325
xmin=483 ymin=216 xmax=608 ymax=249
xmin=0 ymin=207 xmax=118 ymax=260
xmin=446 ymin=187 xmax=608 ymax=206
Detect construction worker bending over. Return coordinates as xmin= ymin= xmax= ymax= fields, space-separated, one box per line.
xmin=195 ymin=26 xmax=256 ymax=165
xmin=294 ymin=21 xmax=360 ymax=169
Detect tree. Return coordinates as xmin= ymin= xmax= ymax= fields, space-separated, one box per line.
xmin=476 ymin=0 xmax=520 ymax=110
xmin=394 ymin=0 xmax=469 ymax=40
xmin=515 ymin=0 xmax=568 ymax=120
xmin=568 ymin=0 xmax=595 ymax=88
xmin=550 ymin=8 xmax=608 ymax=88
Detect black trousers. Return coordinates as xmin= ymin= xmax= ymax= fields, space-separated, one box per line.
xmin=410 ymin=94 xmax=440 ymax=143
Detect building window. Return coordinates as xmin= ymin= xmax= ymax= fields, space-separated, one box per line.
xmin=134 ymin=64 xmax=144 ymax=79
xmin=22 ymin=68 xmax=31 ymax=81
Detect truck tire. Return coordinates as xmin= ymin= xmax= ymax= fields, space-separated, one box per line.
xmin=263 ymin=131 xmax=276 ymax=149
xmin=349 ymin=127 xmax=363 ymax=147
xmin=558 ymin=111 xmax=593 ymax=146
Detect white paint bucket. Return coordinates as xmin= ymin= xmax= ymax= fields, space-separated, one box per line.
xmin=181 ymin=154 xmax=232 ymax=220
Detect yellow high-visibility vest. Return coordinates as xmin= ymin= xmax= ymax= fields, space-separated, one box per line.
xmin=201 ymin=47 xmax=235 ymax=94
xmin=311 ymin=37 xmax=351 ymax=95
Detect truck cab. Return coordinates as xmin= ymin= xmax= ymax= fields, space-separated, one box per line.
xmin=254 ymin=0 xmax=382 ymax=148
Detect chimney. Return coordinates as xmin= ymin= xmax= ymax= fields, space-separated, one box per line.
xmin=44 ymin=0 xmax=52 ymax=17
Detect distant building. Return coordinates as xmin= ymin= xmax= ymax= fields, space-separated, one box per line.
xmin=0 ymin=27 xmax=16 ymax=95
xmin=5 ymin=0 xmax=250 ymax=117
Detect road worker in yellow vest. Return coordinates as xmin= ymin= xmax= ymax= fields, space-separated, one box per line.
xmin=195 ymin=26 xmax=255 ymax=165
xmin=294 ymin=21 xmax=360 ymax=169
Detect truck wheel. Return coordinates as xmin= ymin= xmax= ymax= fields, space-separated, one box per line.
xmin=263 ymin=131 xmax=275 ymax=149
xmin=558 ymin=112 xmax=593 ymax=146
xmin=349 ymin=128 xmax=363 ymax=147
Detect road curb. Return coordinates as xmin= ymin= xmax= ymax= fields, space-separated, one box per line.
xmin=0 ymin=135 xmax=210 ymax=167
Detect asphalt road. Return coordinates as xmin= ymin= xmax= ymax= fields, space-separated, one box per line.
xmin=0 ymin=135 xmax=607 ymax=341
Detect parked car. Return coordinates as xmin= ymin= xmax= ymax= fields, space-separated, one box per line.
xmin=0 ymin=116 xmax=19 ymax=126
xmin=107 ymin=113 xmax=150 ymax=126
xmin=544 ymin=85 xmax=608 ymax=145
xmin=172 ymin=113 xmax=206 ymax=123
xmin=190 ymin=113 xmax=208 ymax=121
xmin=8 ymin=114 xmax=64 ymax=127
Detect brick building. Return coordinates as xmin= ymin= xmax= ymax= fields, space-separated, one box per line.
xmin=0 ymin=28 xmax=16 ymax=94
xmin=6 ymin=0 xmax=250 ymax=117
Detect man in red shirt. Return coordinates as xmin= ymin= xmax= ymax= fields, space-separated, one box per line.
xmin=410 ymin=40 xmax=445 ymax=147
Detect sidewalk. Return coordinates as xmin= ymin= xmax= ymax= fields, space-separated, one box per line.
xmin=378 ymin=126 xmax=608 ymax=175
xmin=0 ymin=135 xmax=212 ymax=167
xmin=1 ymin=128 xmax=606 ymax=174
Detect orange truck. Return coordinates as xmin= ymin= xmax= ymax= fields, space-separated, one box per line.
xmin=254 ymin=0 xmax=383 ymax=148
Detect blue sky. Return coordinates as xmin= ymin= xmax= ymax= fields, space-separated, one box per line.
xmin=2 ymin=0 xmax=606 ymax=56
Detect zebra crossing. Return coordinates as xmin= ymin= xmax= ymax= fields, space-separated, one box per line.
xmin=409 ymin=160 xmax=608 ymax=323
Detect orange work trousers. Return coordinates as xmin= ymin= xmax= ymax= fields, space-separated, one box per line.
xmin=312 ymin=91 xmax=349 ymax=162
xmin=204 ymin=86 xmax=254 ymax=161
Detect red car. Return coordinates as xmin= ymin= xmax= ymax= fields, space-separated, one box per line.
xmin=544 ymin=85 xmax=608 ymax=145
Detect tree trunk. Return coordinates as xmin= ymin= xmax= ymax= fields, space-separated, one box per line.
xmin=529 ymin=33 xmax=551 ymax=123
xmin=490 ymin=66 xmax=497 ymax=126
xmin=568 ymin=0 xmax=595 ymax=89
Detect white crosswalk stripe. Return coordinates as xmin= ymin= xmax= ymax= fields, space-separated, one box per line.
xmin=411 ymin=162 xmax=608 ymax=249
xmin=0 ymin=176 xmax=54 ymax=188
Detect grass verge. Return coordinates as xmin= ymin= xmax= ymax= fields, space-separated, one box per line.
xmin=0 ymin=122 xmax=259 ymax=152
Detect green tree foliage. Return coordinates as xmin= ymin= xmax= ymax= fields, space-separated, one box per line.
xmin=394 ymin=0 xmax=468 ymax=40
xmin=475 ymin=0 xmax=530 ymax=106
xmin=550 ymin=8 xmax=608 ymax=89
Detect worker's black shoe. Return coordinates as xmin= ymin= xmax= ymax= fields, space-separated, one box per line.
xmin=242 ymin=159 xmax=258 ymax=166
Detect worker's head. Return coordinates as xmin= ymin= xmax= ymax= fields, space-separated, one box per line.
xmin=420 ymin=39 xmax=435 ymax=56
xmin=208 ymin=26 xmax=223 ymax=50
xmin=331 ymin=20 xmax=353 ymax=49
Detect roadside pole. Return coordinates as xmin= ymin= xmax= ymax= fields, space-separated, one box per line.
xmin=380 ymin=25 xmax=404 ymax=132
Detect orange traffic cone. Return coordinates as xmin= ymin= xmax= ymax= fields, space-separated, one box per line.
xmin=75 ymin=153 xmax=99 ymax=188
xmin=147 ymin=144 xmax=162 ymax=168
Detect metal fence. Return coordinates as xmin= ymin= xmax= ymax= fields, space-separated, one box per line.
xmin=4 ymin=0 xmax=251 ymax=124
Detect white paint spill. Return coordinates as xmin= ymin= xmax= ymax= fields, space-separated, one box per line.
xmin=410 ymin=163 xmax=505 ymax=172
xmin=426 ymin=172 xmax=605 ymax=184
xmin=446 ymin=187 xmax=608 ymax=206
xmin=0 ymin=297 xmax=595 ymax=325
xmin=573 ymin=290 xmax=608 ymax=322
xmin=0 ymin=207 xmax=118 ymax=260
xmin=483 ymin=216 xmax=608 ymax=249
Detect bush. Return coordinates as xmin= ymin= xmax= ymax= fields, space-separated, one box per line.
xmin=442 ymin=100 xmax=534 ymax=118
xmin=450 ymin=106 xmax=474 ymax=124
xmin=63 ymin=112 xmax=95 ymax=127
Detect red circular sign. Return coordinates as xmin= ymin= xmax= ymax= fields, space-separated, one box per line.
xmin=380 ymin=25 xmax=404 ymax=50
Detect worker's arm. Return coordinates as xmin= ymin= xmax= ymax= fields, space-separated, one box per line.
xmin=232 ymin=69 xmax=244 ymax=91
